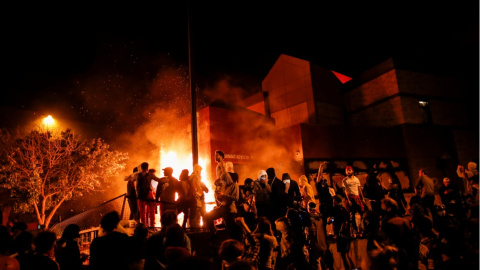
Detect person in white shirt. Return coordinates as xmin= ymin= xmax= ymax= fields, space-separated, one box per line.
xmin=341 ymin=166 xmax=365 ymax=236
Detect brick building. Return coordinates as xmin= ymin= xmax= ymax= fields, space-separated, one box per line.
xmin=199 ymin=54 xmax=478 ymax=190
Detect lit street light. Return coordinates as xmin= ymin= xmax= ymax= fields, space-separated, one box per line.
xmin=42 ymin=115 xmax=56 ymax=130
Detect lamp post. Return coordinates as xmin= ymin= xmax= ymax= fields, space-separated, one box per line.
xmin=188 ymin=1 xmax=199 ymax=167
xmin=42 ymin=115 xmax=55 ymax=130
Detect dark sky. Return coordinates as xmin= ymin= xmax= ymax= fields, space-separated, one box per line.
xmin=1 ymin=2 xmax=478 ymax=138
xmin=1 ymin=1 xmax=477 ymax=216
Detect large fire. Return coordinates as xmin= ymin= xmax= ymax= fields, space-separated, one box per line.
xmin=151 ymin=148 xmax=216 ymax=227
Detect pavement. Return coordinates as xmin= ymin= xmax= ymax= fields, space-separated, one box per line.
xmin=327 ymin=238 xmax=368 ymax=270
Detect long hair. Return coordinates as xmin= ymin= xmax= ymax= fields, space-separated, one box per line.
xmin=299 ymin=175 xmax=315 ymax=203
xmin=254 ymin=217 xmax=273 ymax=235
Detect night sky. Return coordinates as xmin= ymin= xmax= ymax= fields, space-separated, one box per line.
xmin=1 ymin=1 xmax=478 ymax=219
xmin=2 ymin=2 xmax=478 ymax=140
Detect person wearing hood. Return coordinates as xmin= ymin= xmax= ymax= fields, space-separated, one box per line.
xmin=267 ymin=167 xmax=289 ymax=224
xmin=282 ymin=173 xmax=302 ymax=209
xmin=253 ymin=170 xmax=271 ymax=220
xmin=457 ymin=161 xmax=479 ymax=201
xmin=298 ymin=175 xmax=315 ymax=210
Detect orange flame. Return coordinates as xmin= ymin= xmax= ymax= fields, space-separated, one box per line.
xmin=151 ymin=147 xmax=216 ymax=227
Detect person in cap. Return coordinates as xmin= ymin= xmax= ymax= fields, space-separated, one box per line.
xmin=157 ymin=167 xmax=179 ymax=218
xmin=341 ymin=165 xmax=365 ymax=236
xmin=136 ymin=162 xmax=168 ymax=227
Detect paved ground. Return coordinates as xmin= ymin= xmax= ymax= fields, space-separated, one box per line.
xmin=186 ymin=228 xmax=368 ymax=270
xmin=327 ymin=239 xmax=368 ymax=270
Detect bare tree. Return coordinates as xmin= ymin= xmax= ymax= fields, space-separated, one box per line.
xmin=0 ymin=129 xmax=128 ymax=228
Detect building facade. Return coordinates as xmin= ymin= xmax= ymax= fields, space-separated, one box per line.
xmin=200 ymin=54 xmax=478 ymax=190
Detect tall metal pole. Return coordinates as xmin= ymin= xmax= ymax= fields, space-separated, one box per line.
xmin=188 ymin=1 xmax=199 ymax=167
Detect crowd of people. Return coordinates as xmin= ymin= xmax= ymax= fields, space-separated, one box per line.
xmin=0 ymin=152 xmax=478 ymax=270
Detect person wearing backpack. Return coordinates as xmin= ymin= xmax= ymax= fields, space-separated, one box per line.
xmin=136 ymin=162 xmax=168 ymax=227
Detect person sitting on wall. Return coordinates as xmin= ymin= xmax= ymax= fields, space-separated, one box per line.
xmin=205 ymin=150 xmax=241 ymax=241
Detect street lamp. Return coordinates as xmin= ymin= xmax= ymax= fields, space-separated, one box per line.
xmin=42 ymin=115 xmax=56 ymax=130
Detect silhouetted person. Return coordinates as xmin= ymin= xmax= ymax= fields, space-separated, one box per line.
xmin=55 ymin=223 xmax=86 ymax=270
xmin=127 ymin=223 xmax=149 ymax=270
xmin=274 ymin=216 xmax=311 ymax=270
xmin=157 ymin=167 xmax=179 ymax=217
xmin=416 ymin=168 xmax=435 ymax=216
xmin=360 ymin=238 xmax=399 ymax=270
xmin=177 ymin=169 xmax=196 ymax=229
xmin=282 ymin=173 xmax=301 ymax=209
xmin=315 ymin=161 xmax=334 ymax=235
xmin=267 ymin=167 xmax=288 ymax=225
xmin=252 ymin=217 xmax=278 ymax=270
xmin=386 ymin=177 xmax=407 ymax=216
xmin=380 ymin=198 xmax=415 ymax=270
xmin=330 ymin=195 xmax=354 ymax=270
xmin=363 ymin=163 xmax=386 ymax=215
xmin=438 ymin=177 xmax=463 ymax=219
xmin=89 ymin=211 xmax=130 ymax=270
xmin=12 ymin=228 xmax=34 ymax=270
xmin=0 ymin=225 xmax=20 ymax=270
xmin=124 ymin=166 xmax=140 ymax=222
xmin=144 ymin=210 xmax=179 ymax=270
xmin=32 ymin=230 xmax=59 ymax=270
xmin=163 ymin=224 xmax=192 ymax=267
